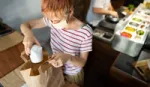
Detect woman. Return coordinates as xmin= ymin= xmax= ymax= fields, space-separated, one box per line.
xmin=86 ymin=0 xmax=118 ymax=27
xmin=20 ymin=0 xmax=93 ymax=86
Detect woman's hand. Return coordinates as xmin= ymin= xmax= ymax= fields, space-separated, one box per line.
xmin=48 ymin=53 xmax=72 ymax=67
xmin=109 ymin=11 xmax=119 ymax=18
xmin=23 ymin=35 xmax=40 ymax=55
xmin=20 ymin=18 xmax=46 ymax=55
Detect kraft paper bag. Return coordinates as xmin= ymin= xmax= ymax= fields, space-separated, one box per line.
xmin=20 ymin=51 xmax=65 ymax=87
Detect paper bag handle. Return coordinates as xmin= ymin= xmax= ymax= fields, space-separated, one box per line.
xmin=20 ymin=51 xmax=29 ymax=63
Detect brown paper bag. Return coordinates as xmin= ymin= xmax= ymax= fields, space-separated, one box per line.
xmin=0 ymin=65 xmax=25 ymax=87
xmin=20 ymin=51 xmax=65 ymax=87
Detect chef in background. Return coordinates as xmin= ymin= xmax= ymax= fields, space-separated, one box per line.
xmin=86 ymin=0 xmax=119 ymax=27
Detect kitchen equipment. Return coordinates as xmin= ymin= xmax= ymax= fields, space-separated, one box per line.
xmin=0 ymin=23 xmax=13 ymax=37
xmin=105 ymin=15 xmax=120 ymax=23
xmin=118 ymin=6 xmax=131 ymax=17
xmin=30 ymin=45 xmax=43 ymax=63
xmin=112 ymin=4 xmax=150 ymax=57
xmin=93 ymin=28 xmax=114 ymax=42
xmin=94 ymin=8 xmax=126 ymax=43
xmin=94 ymin=14 xmax=120 ymax=42
xmin=98 ymin=8 xmax=125 ymax=30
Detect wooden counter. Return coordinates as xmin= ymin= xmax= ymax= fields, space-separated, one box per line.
xmin=0 ymin=31 xmax=24 ymax=78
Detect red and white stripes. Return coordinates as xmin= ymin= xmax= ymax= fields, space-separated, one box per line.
xmin=43 ymin=17 xmax=93 ymax=75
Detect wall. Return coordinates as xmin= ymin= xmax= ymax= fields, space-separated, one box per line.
xmin=0 ymin=0 xmax=42 ymax=30
xmin=0 ymin=0 xmax=91 ymax=29
xmin=0 ymin=0 xmax=91 ymax=53
xmin=0 ymin=0 xmax=52 ymax=53
xmin=73 ymin=0 xmax=90 ymax=22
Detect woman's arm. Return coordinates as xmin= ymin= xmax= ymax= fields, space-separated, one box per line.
xmin=20 ymin=18 xmax=46 ymax=36
xmin=48 ymin=52 xmax=89 ymax=68
xmin=93 ymin=7 xmax=118 ymax=17
xmin=20 ymin=17 xmax=47 ymax=55
xmin=69 ymin=52 xmax=89 ymax=68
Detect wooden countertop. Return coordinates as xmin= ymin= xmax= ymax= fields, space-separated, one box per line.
xmin=0 ymin=31 xmax=23 ymax=52
xmin=0 ymin=31 xmax=24 ymax=78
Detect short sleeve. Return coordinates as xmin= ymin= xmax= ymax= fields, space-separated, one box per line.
xmin=93 ymin=0 xmax=105 ymax=8
xmin=80 ymin=26 xmax=93 ymax=53
xmin=43 ymin=17 xmax=50 ymax=26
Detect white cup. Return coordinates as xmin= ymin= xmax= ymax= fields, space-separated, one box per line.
xmin=30 ymin=45 xmax=43 ymax=63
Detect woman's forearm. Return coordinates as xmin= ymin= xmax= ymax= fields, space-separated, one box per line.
xmin=93 ymin=8 xmax=112 ymax=15
xmin=20 ymin=18 xmax=45 ymax=37
xmin=69 ymin=56 xmax=87 ymax=68
xmin=20 ymin=23 xmax=33 ymax=37
xmin=93 ymin=8 xmax=118 ymax=17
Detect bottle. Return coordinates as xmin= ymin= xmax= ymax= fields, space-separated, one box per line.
xmin=30 ymin=45 xmax=43 ymax=63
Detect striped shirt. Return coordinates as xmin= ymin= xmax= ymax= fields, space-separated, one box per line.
xmin=43 ymin=17 xmax=93 ymax=75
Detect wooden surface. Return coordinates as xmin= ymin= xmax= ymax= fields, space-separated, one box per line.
xmin=0 ymin=65 xmax=25 ymax=87
xmin=0 ymin=31 xmax=23 ymax=51
xmin=0 ymin=43 xmax=24 ymax=78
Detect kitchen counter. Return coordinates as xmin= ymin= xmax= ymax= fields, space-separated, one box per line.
xmin=92 ymin=18 xmax=150 ymax=86
xmin=0 ymin=29 xmax=26 ymax=86
xmin=0 ymin=30 xmax=24 ymax=78
xmin=110 ymin=49 xmax=150 ymax=87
